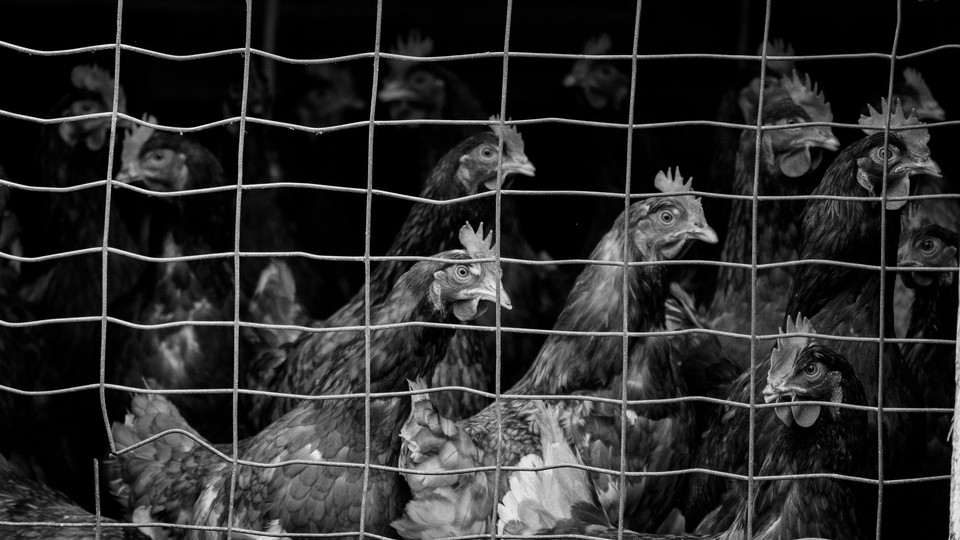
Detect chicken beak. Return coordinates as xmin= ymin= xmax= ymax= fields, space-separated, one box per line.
xmin=894 ymin=156 xmax=942 ymax=179
xmin=378 ymin=81 xmax=417 ymax=103
xmin=688 ymin=223 xmax=719 ymax=245
xmin=503 ymin=157 xmax=536 ymax=178
xmin=478 ymin=270 xmax=513 ymax=311
xmin=797 ymin=127 xmax=840 ymax=152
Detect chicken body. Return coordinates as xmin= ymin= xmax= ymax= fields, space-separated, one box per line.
xmin=393 ymin=177 xmax=718 ymax=537
xmin=111 ymin=239 xmax=511 ymax=538
xmin=108 ymin=130 xmax=240 ymax=442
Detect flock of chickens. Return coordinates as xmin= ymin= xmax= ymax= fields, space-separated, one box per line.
xmin=0 ymin=27 xmax=957 ymax=540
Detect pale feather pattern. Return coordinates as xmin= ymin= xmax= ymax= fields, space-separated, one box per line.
xmin=393 ymin=379 xmax=491 ymax=540
xmin=497 ymin=405 xmax=601 ymax=536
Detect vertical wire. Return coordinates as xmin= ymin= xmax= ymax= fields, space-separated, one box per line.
xmin=94 ymin=459 xmax=102 ymax=539
xmin=615 ymin=1 xmax=643 ymax=538
xmin=488 ymin=0 xmax=514 ymax=533
xmin=97 ymin=0 xmax=125 ymax=454
xmin=226 ymin=1 xmax=255 ymax=538
xmin=746 ymin=2 xmax=773 ymax=535
xmin=877 ymin=1 xmax=903 ymax=537
xmin=359 ymin=1 xmax=385 ymax=538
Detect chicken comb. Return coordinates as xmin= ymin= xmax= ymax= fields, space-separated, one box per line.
xmin=70 ymin=64 xmax=127 ymax=113
xmin=653 ymin=167 xmax=693 ymax=194
xmin=386 ymin=30 xmax=434 ymax=73
xmin=121 ymin=114 xmax=157 ymax=168
xmin=582 ymin=33 xmax=612 ymax=55
xmin=459 ymin=221 xmax=495 ymax=260
xmin=488 ymin=116 xmax=526 ymax=154
xmin=760 ymin=38 xmax=796 ymax=75
xmin=769 ymin=314 xmax=816 ymax=377
xmin=859 ymin=98 xmax=931 ymax=160
xmin=781 ymin=70 xmax=833 ymax=123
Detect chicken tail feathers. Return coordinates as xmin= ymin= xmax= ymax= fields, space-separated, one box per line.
xmin=110 ymin=393 xmax=214 ymax=528
xmin=392 ymin=380 xmax=491 ymax=540
xmin=498 ymin=404 xmax=608 ymax=536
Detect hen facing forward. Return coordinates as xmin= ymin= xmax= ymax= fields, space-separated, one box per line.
xmin=110 ymin=224 xmax=511 ymax=538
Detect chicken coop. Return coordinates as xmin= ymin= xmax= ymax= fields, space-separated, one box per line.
xmin=0 ymin=0 xmax=958 ymax=538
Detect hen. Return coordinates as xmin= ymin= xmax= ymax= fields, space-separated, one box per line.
xmin=9 ymin=65 xmax=143 ymax=509
xmin=108 ymin=119 xmax=240 ymax=442
xmin=895 ymin=204 xmax=958 ymax=539
xmin=704 ymin=70 xmax=839 ymax=366
xmin=0 ymin=453 xmax=150 ymax=540
xmin=245 ymin=121 xmax=535 ymax=427
xmin=498 ymin=322 xmax=872 ymax=540
xmin=686 ymin=99 xmax=939 ymax=532
xmin=110 ymin=223 xmax=511 ymax=538
xmin=392 ymin=169 xmax=718 ymax=538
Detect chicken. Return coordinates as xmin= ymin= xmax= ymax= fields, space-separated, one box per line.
xmin=686 ymin=99 xmax=938 ymax=532
xmin=244 ymin=120 xmax=535 ymax=427
xmin=555 ymin=34 xmax=636 ymax=256
xmin=0 ymin=453 xmax=150 ymax=540
xmin=392 ymin=169 xmax=718 ymax=538
xmin=704 ymin=71 xmax=839 ymax=366
xmin=872 ymin=67 xmax=945 ymax=124
xmin=498 ymin=321 xmax=873 ymax=540
xmin=109 ymin=223 xmax=512 ymax=538
xmin=108 ymin=118 xmax=241 ymax=442
xmin=378 ymin=30 xmax=487 ymax=180
xmin=563 ymin=34 xmax=629 ymax=115
xmin=378 ymin=31 xmax=568 ymax=416
xmin=696 ymin=38 xmax=798 ymax=294
xmin=895 ymin=204 xmax=958 ymax=539
xmin=9 ymin=65 xmax=143 ymax=510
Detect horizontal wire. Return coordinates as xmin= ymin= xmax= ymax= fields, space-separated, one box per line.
xmin=2 ymin=380 xmax=951 ymax=415
xmin=105 ymin=426 xmax=949 ymax=486
xmin=4 ymin=175 xmax=958 ymax=208
xmin=4 ymin=105 xmax=958 ymax=137
xmin=2 ymin=38 xmax=958 ymax=63
xmin=1 ymin=312 xmax=955 ymax=349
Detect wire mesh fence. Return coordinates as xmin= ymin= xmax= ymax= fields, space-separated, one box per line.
xmin=0 ymin=0 xmax=957 ymax=539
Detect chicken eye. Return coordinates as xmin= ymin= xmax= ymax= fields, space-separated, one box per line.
xmin=920 ymin=238 xmax=939 ymax=254
xmin=658 ymin=210 xmax=676 ymax=225
xmin=454 ymin=265 xmax=470 ymax=279
xmin=803 ymin=362 xmax=822 ymax=379
xmin=479 ymin=146 xmax=497 ymax=160
xmin=875 ymin=145 xmax=900 ymax=163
